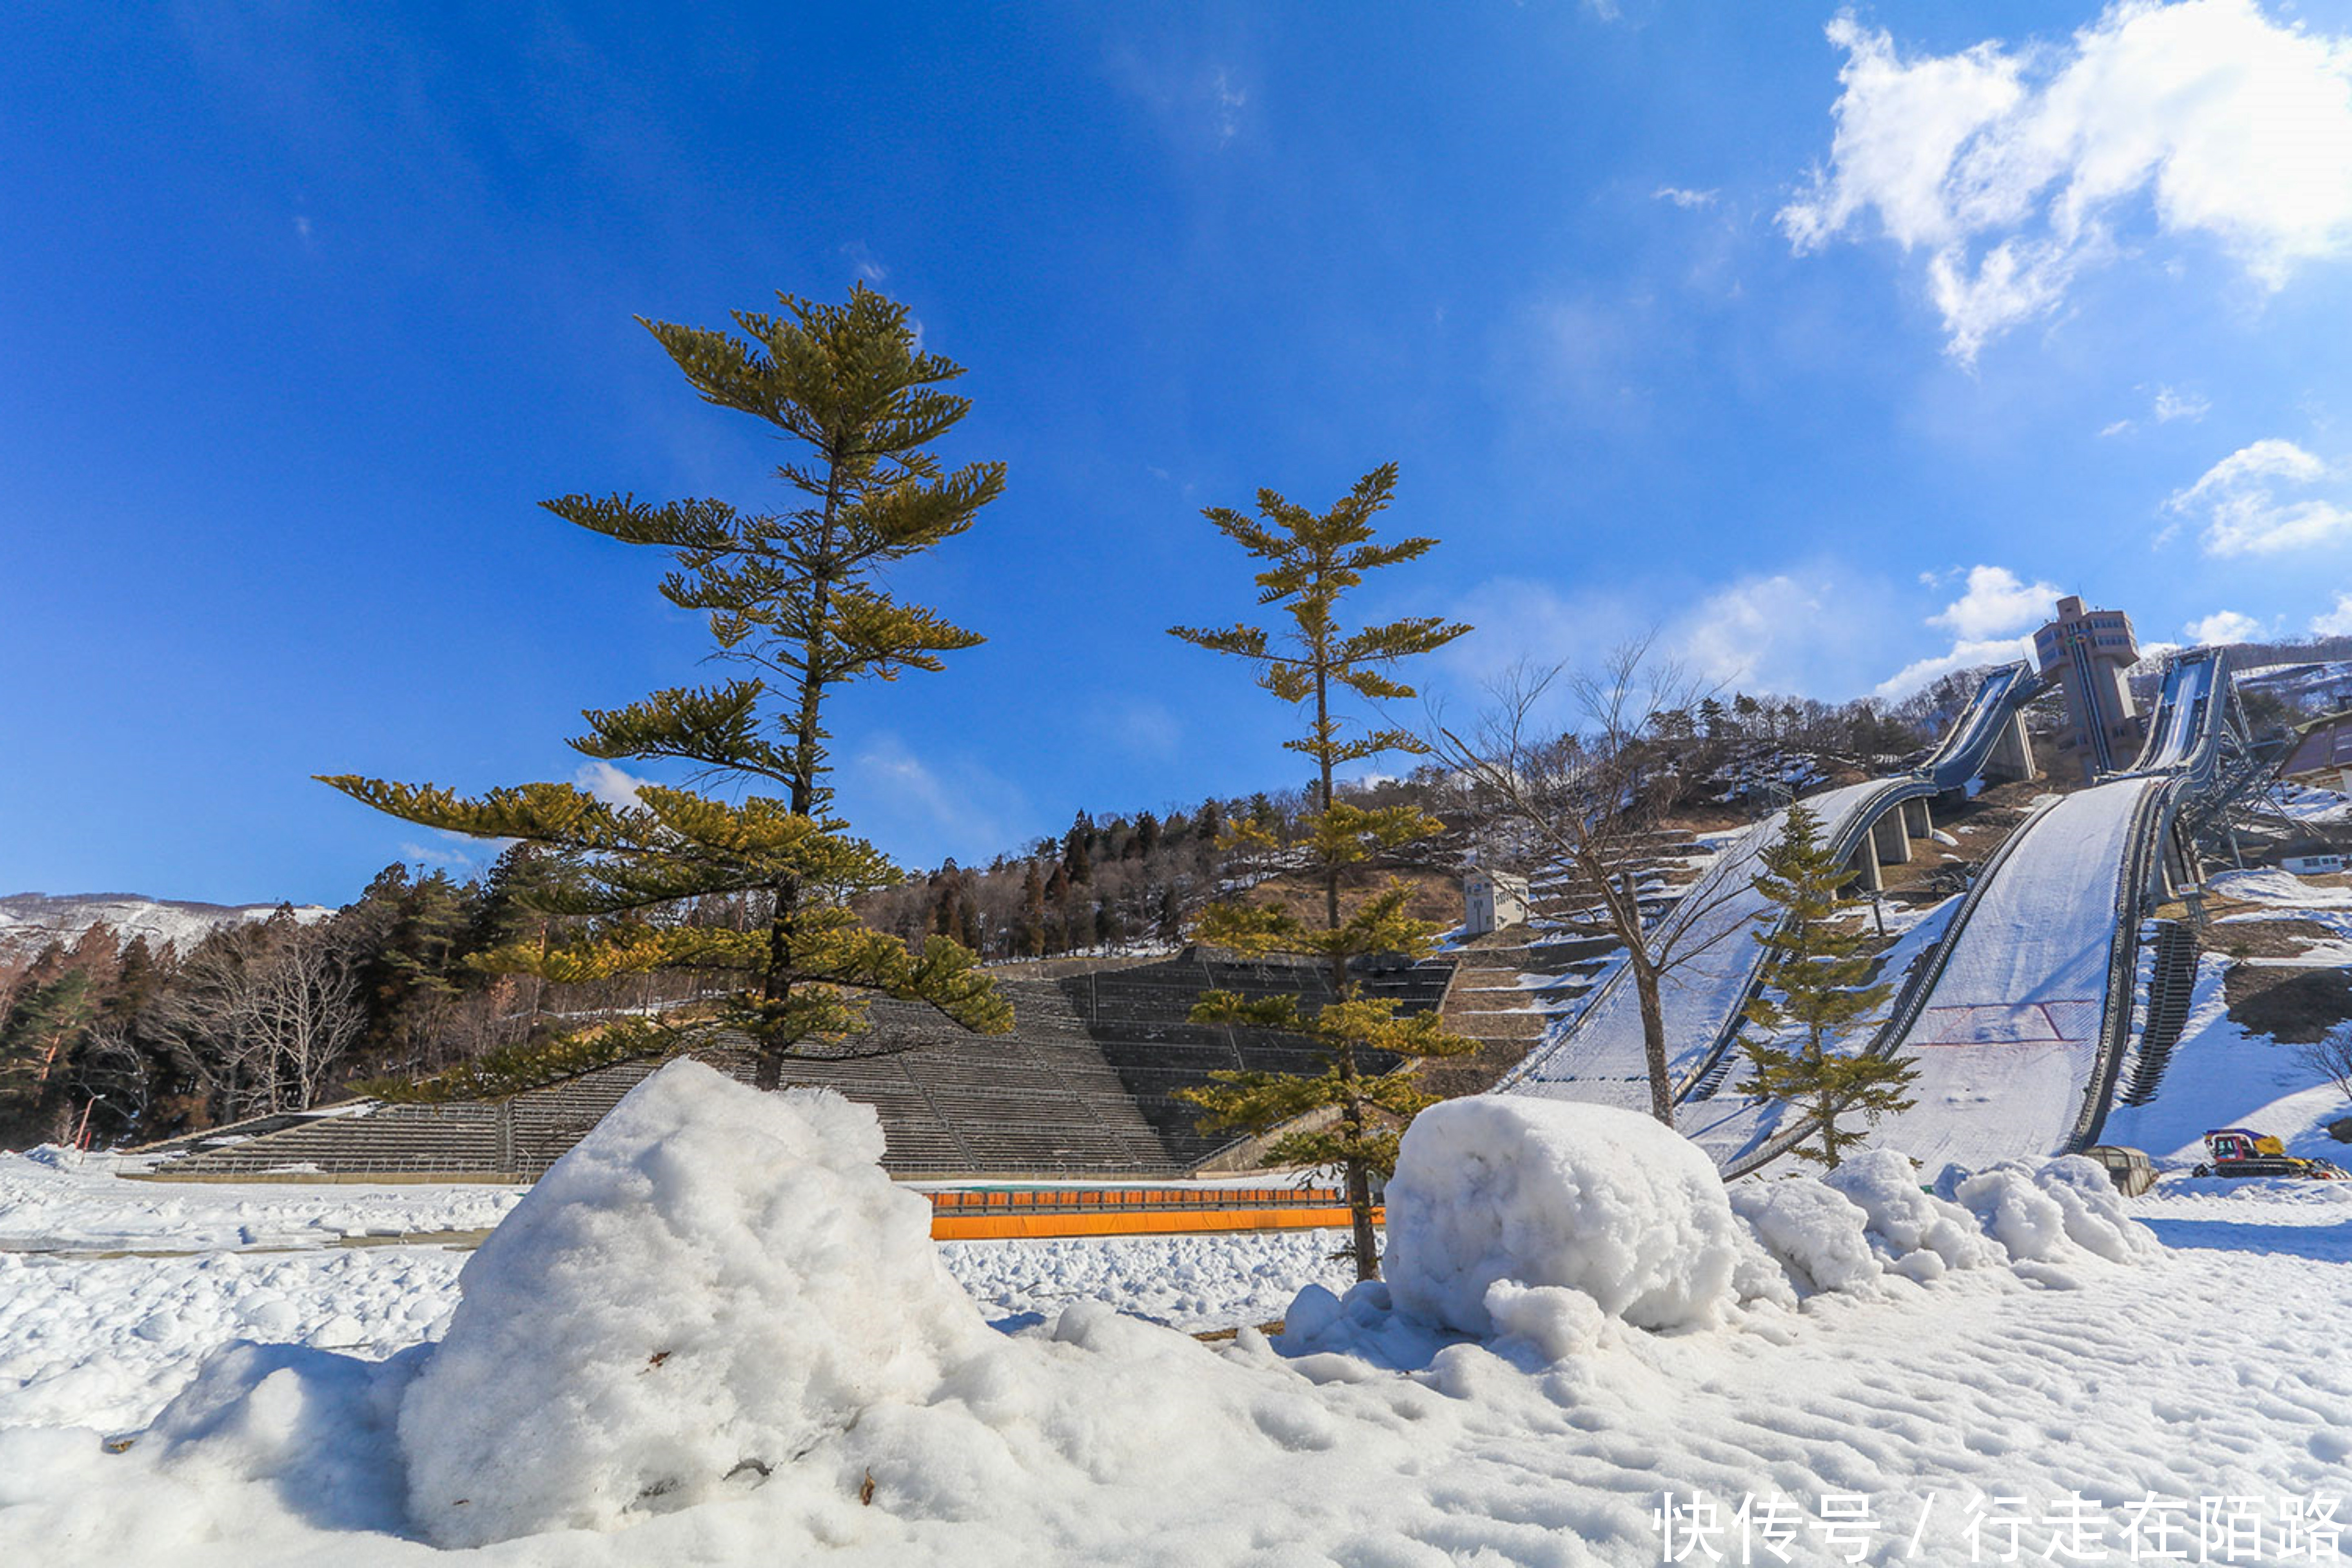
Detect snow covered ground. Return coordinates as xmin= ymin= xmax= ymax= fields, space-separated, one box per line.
xmin=0 ymin=1148 xmax=1345 ymax=1435
xmin=0 ymin=1148 xmax=524 ymax=1253
xmin=3 ymin=1073 xmax=2348 ymax=1566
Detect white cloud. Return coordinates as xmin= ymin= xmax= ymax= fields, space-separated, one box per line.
xmin=1210 ymin=68 xmax=1247 ymax=145
xmin=573 ymin=760 xmax=654 ymax=809
xmin=2312 ymin=592 xmax=2352 ymax=635
xmin=1927 ymin=564 xmax=2064 ymax=640
xmin=2184 ymin=609 xmax=2265 ymax=643
xmin=1874 ymin=564 xmax=2059 ymax=698
xmin=1874 ymin=635 xmax=2038 ymax=701
xmin=2152 ymin=385 xmax=2209 ymax=423
xmin=1438 ymin=568 xmax=1898 ymax=708
xmin=1654 ymin=186 xmax=1719 ymax=209
xmin=846 ymin=733 xmax=1024 ymax=866
xmin=397 ymin=829 xmax=506 ymax=874
xmin=1670 ymin=570 xmax=1902 ymax=698
xmin=1677 ymin=575 xmax=1828 ymax=688
xmin=1436 ymin=576 xmax=1647 ymax=691
xmin=2100 ymin=418 xmax=2136 ymax=438
xmin=2165 ymin=438 xmax=2352 ymax=554
xmin=1106 ymin=697 xmax=1182 ymax=760
xmin=1784 ymin=1 xmax=2352 ymax=359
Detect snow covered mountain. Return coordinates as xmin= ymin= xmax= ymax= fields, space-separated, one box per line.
xmin=0 ymin=892 xmax=332 ymax=965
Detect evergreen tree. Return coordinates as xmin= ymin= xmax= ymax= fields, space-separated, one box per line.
xmin=1737 ymin=803 xmax=1918 ymax=1168
xmin=1169 ymin=462 xmax=1477 ymax=1281
xmin=0 ymin=971 xmax=97 ymax=1140
xmin=1018 ymin=864 xmax=1047 ymax=958
xmin=1156 ymin=882 xmax=1185 ymax=942
xmin=324 ymin=284 xmax=1010 ymax=1087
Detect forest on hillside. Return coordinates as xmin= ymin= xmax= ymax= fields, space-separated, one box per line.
xmin=0 ymin=677 xmax=1969 ymax=1150
xmin=2 ymin=636 xmax=2333 ymax=1153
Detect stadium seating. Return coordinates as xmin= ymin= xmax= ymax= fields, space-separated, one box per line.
xmin=147 ymin=953 xmax=1455 ymax=1183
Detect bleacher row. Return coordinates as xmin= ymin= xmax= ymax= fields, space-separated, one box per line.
xmin=146 ymin=951 xmax=1458 ymax=1183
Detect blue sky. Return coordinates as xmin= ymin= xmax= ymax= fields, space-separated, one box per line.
xmin=4 ymin=0 xmax=2350 ymax=905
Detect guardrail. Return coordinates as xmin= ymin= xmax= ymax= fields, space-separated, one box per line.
xmin=927 ymin=1185 xmax=1375 ymax=1239
xmin=2065 ymin=777 xmax=2174 ymax=1152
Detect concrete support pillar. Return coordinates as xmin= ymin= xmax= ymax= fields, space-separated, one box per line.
xmin=2159 ymin=825 xmax=2203 ymax=905
xmin=1871 ymin=811 xmax=1912 ymax=866
xmin=1849 ymin=842 xmax=1883 ymax=893
xmin=1902 ymin=797 xmax=1933 ymax=840
xmin=1985 ymin=711 xmax=2037 ymax=784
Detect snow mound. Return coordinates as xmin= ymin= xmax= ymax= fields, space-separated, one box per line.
xmin=1938 ymin=1158 xmax=2157 ymax=1268
xmin=2034 ymin=1154 xmax=2160 ymax=1262
xmin=1822 ymin=1148 xmax=2003 ymax=1280
xmin=1726 ymin=1176 xmax=1880 ymax=1296
xmin=396 ymin=1060 xmax=995 ymax=1548
xmin=1944 ymin=1163 xmax=2072 ymax=1261
xmin=147 ymin=1340 xmax=424 ymax=1535
xmin=1384 ymin=1097 xmax=1740 ymax=1334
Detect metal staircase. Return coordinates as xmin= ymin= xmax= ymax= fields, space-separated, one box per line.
xmin=2118 ymin=921 xmax=2200 ymax=1107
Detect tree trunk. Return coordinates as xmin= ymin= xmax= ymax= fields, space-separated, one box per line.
xmin=1633 ymin=958 xmax=1674 ymax=1128
xmin=758 ymin=453 xmax=844 ymax=1091
xmin=1345 ymin=1149 xmax=1379 ymax=1283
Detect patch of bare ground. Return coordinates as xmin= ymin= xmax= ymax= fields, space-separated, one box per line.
xmin=1416 ymin=1035 xmax=1532 ymax=1100
xmin=2224 ymin=965 xmax=2352 ymax=1045
xmin=2201 ymin=920 xmax=2339 ymax=960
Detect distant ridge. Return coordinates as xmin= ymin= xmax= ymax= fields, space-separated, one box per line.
xmin=0 ymin=891 xmax=333 ymax=965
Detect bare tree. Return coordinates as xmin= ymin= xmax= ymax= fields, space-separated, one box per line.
xmin=1432 ymin=641 xmax=1762 ymax=1126
xmin=2299 ymin=1022 xmax=2352 ymax=1106
xmin=155 ymin=920 xmax=365 ymax=1123
xmin=62 ymin=1016 xmax=152 ymax=1143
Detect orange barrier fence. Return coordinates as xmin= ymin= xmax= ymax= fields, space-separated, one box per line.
xmin=927 ymin=1185 xmax=1383 ymax=1240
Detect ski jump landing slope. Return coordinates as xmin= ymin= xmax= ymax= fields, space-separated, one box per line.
xmin=1501 ymin=662 xmax=2039 ymax=1112
xmin=1824 ymin=650 xmax=2230 ymax=1176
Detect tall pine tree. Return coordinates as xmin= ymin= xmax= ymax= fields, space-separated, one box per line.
xmin=1170 ymin=463 xmax=1476 ymax=1281
xmin=1737 ymin=802 xmax=1918 ymax=1168
xmin=324 ymin=284 xmax=1011 ymax=1087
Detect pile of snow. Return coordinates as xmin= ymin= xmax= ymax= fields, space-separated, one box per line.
xmin=1822 ymin=1148 xmax=2004 ymax=1281
xmin=400 ymin=1061 xmax=997 ymax=1546
xmin=1727 ymin=1177 xmax=1881 ymax=1296
xmin=1940 ymin=1157 xmax=2158 ymax=1273
xmin=1309 ymin=1100 xmax=2166 ymax=1372
xmin=0 ymin=1075 xmax=2220 ymax=1566
xmin=21 ymin=1062 xmax=1354 ymax=1557
xmin=1384 ymin=1098 xmax=1742 ymax=1335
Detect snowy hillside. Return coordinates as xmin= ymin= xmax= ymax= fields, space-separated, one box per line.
xmin=0 ymin=892 xmax=332 ymax=964
xmin=2239 ymin=658 xmax=2352 ymax=710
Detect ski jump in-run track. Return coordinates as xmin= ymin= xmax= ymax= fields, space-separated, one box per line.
xmin=1499 ymin=660 xmax=2045 ymax=1118
xmin=1715 ymin=647 xmax=2238 ymax=1179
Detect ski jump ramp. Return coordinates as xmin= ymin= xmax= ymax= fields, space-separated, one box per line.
xmin=1722 ymin=648 xmax=2235 ymax=1179
xmin=1500 ymin=662 xmax=2042 ymax=1113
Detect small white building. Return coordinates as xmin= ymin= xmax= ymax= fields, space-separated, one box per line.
xmin=2282 ymin=851 xmax=2349 ymax=877
xmin=1462 ymin=869 xmax=1530 ymax=938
